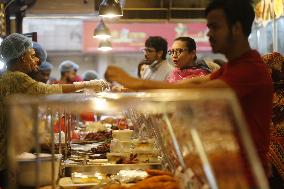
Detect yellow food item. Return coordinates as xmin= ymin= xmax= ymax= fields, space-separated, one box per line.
xmin=274 ymin=0 xmax=283 ymax=18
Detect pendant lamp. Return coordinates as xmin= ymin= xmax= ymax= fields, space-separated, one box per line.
xmin=93 ymin=19 xmax=111 ymax=39
xmin=98 ymin=40 xmax=112 ymax=51
xmin=99 ymin=0 xmax=123 ymax=18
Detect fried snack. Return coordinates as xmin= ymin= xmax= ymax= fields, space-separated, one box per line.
xmin=130 ymin=181 xmax=179 ymax=189
xmin=145 ymin=169 xmax=173 ymax=177
xmin=138 ymin=175 xmax=176 ymax=183
xmin=104 ymin=184 xmax=127 ymax=189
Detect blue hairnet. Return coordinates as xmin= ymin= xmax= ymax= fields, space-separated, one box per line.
xmin=59 ymin=60 xmax=77 ymax=73
xmin=32 ymin=42 xmax=47 ymax=63
xmin=0 ymin=33 xmax=32 ymax=63
xmin=70 ymin=61 xmax=79 ymax=71
xmin=83 ymin=70 xmax=99 ymax=81
xmin=39 ymin=61 xmax=53 ymax=71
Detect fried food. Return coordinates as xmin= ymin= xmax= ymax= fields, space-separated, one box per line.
xmin=145 ymin=169 xmax=173 ymax=177
xmin=130 ymin=181 xmax=179 ymax=189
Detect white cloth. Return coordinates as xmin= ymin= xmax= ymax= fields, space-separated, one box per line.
xmin=142 ymin=60 xmax=173 ymax=81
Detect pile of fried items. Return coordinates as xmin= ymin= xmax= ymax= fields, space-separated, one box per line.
xmin=104 ymin=169 xmax=180 ymax=189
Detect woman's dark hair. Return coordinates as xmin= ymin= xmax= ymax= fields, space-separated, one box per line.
xmin=174 ymin=37 xmax=197 ymax=60
xmin=145 ymin=36 xmax=168 ymax=60
xmin=137 ymin=61 xmax=148 ymax=78
xmin=205 ymin=0 xmax=254 ymax=37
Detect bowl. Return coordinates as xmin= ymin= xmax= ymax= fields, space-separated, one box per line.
xmin=16 ymin=153 xmax=62 ymax=186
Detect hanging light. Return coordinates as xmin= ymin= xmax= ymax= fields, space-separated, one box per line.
xmin=98 ymin=40 xmax=112 ymax=51
xmin=93 ymin=19 xmax=111 ymax=40
xmin=99 ymin=0 xmax=123 ymax=18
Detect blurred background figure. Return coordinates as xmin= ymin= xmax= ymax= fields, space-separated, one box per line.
xmin=83 ymin=70 xmax=99 ymax=81
xmin=137 ymin=60 xmax=148 ymax=78
xmin=263 ymin=52 xmax=284 ymax=188
xmin=52 ymin=60 xmax=76 ymax=84
xmin=33 ymin=61 xmax=53 ymax=84
xmin=32 ymin=42 xmax=47 ymax=66
xmin=70 ymin=61 xmax=83 ymax=82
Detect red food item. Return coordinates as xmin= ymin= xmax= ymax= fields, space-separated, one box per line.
xmin=54 ymin=117 xmax=66 ymax=133
xmin=80 ymin=112 xmax=95 ymax=122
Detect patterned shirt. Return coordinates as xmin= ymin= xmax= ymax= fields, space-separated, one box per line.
xmin=0 ymin=71 xmax=62 ymax=170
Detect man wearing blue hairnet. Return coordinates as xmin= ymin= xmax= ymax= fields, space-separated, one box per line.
xmin=52 ymin=60 xmax=77 ymax=84
xmin=34 ymin=61 xmax=53 ymax=84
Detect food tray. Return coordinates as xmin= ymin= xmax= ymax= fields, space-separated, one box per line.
xmin=62 ymin=163 xmax=162 ymax=175
xmin=58 ymin=177 xmax=102 ymax=188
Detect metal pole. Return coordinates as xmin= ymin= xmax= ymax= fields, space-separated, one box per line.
xmin=50 ymin=110 xmax=56 ymax=189
xmin=33 ymin=105 xmax=40 ymax=188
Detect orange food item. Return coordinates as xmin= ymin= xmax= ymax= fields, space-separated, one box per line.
xmin=146 ymin=169 xmax=173 ymax=177
xmin=80 ymin=112 xmax=95 ymax=121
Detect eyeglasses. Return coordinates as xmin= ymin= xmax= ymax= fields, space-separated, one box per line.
xmin=141 ymin=48 xmax=156 ymax=54
xmin=167 ymin=48 xmax=188 ymax=56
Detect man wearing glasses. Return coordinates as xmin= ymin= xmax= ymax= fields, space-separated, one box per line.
xmin=141 ymin=36 xmax=173 ymax=81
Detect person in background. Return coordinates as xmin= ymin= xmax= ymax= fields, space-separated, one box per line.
xmin=83 ymin=70 xmax=99 ymax=81
xmin=52 ymin=60 xmax=77 ymax=84
xmin=141 ymin=36 xmax=173 ymax=81
xmin=33 ymin=61 xmax=53 ymax=84
xmin=105 ymin=0 xmax=272 ymax=187
xmin=167 ymin=37 xmax=211 ymax=83
xmin=28 ymin=42 xmax=47 ymax=79
xmin=70 ymin=61 xmax=83 ymax=82
xmin=137 ymin=60 xmax=148 ymax=78
xmin=263 ymin=52 xmax=284 ymax=188
xmin=0 ymin=33 xmax=109 ymax=188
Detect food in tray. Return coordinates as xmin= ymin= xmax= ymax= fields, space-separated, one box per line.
xmin=145 ymin=169 xmax=173 ymax=177
xmin=84 ymin=131 xmax=112 ymax=141
xmin=107 ymin=152 xmax=160 ymax=164
xmin=110 ymin=139 xmax=132 ymax=153
xmin=91 ymin=143 xmax=110 ymax=154
xmin=111 ymin=170 xmax=149 ymax=183
xmin=104 ymin=170 xmax=180 ymax=189
xmin=89 ymin=153 xmax=107 ymax=159
xmin=116 ymin=153 xmax=139 ymax=164
xmin=112 ymin=129 xmax=133 ymax=141
xmin=132 ymin=139 xmax=155 ymax=152
xmin=72 ymin=172 xmax=108 ymax=184
xmin=85 ymin=121 xmax=106 ymax=132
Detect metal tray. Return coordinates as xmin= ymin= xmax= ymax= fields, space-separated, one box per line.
xmin=62 ymin=163 xmax=162 ymax=175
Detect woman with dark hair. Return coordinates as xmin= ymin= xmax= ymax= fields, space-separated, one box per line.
xmin=167 ymin=37 xmax=211 ymax=83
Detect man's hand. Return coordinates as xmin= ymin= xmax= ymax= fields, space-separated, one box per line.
xmin=105 ymin=65 xmax=130 ymax=83
xmin=105 ymin=65 xmax=142 ymax=89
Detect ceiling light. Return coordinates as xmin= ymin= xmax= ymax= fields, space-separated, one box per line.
xmin=93 ymin=19 xmax=111 ymax=40
xmin=99 ymin=0 xmax=123 ymax=18
xmin=98 ymin=40 xmax=112 ymax=52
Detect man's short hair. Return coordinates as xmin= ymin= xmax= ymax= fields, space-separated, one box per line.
xmin=145 ymin=36 xmax=168 ymax=60
xmin=205 ymin=0 xmax=254 ymax=37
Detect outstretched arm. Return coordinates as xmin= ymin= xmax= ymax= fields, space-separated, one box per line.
xmin=105 ymin=65 xmax=228 ymax=90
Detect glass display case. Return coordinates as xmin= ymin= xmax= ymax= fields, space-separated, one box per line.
xmin=7 ymin=89 xmax=269 ymax=189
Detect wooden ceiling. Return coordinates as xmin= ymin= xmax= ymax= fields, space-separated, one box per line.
xmin=24 ymin=0 xmax=210 ymax=19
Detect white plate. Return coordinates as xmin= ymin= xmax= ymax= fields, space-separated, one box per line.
xmin=58 ymin=177 xmax=101 ymax=188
